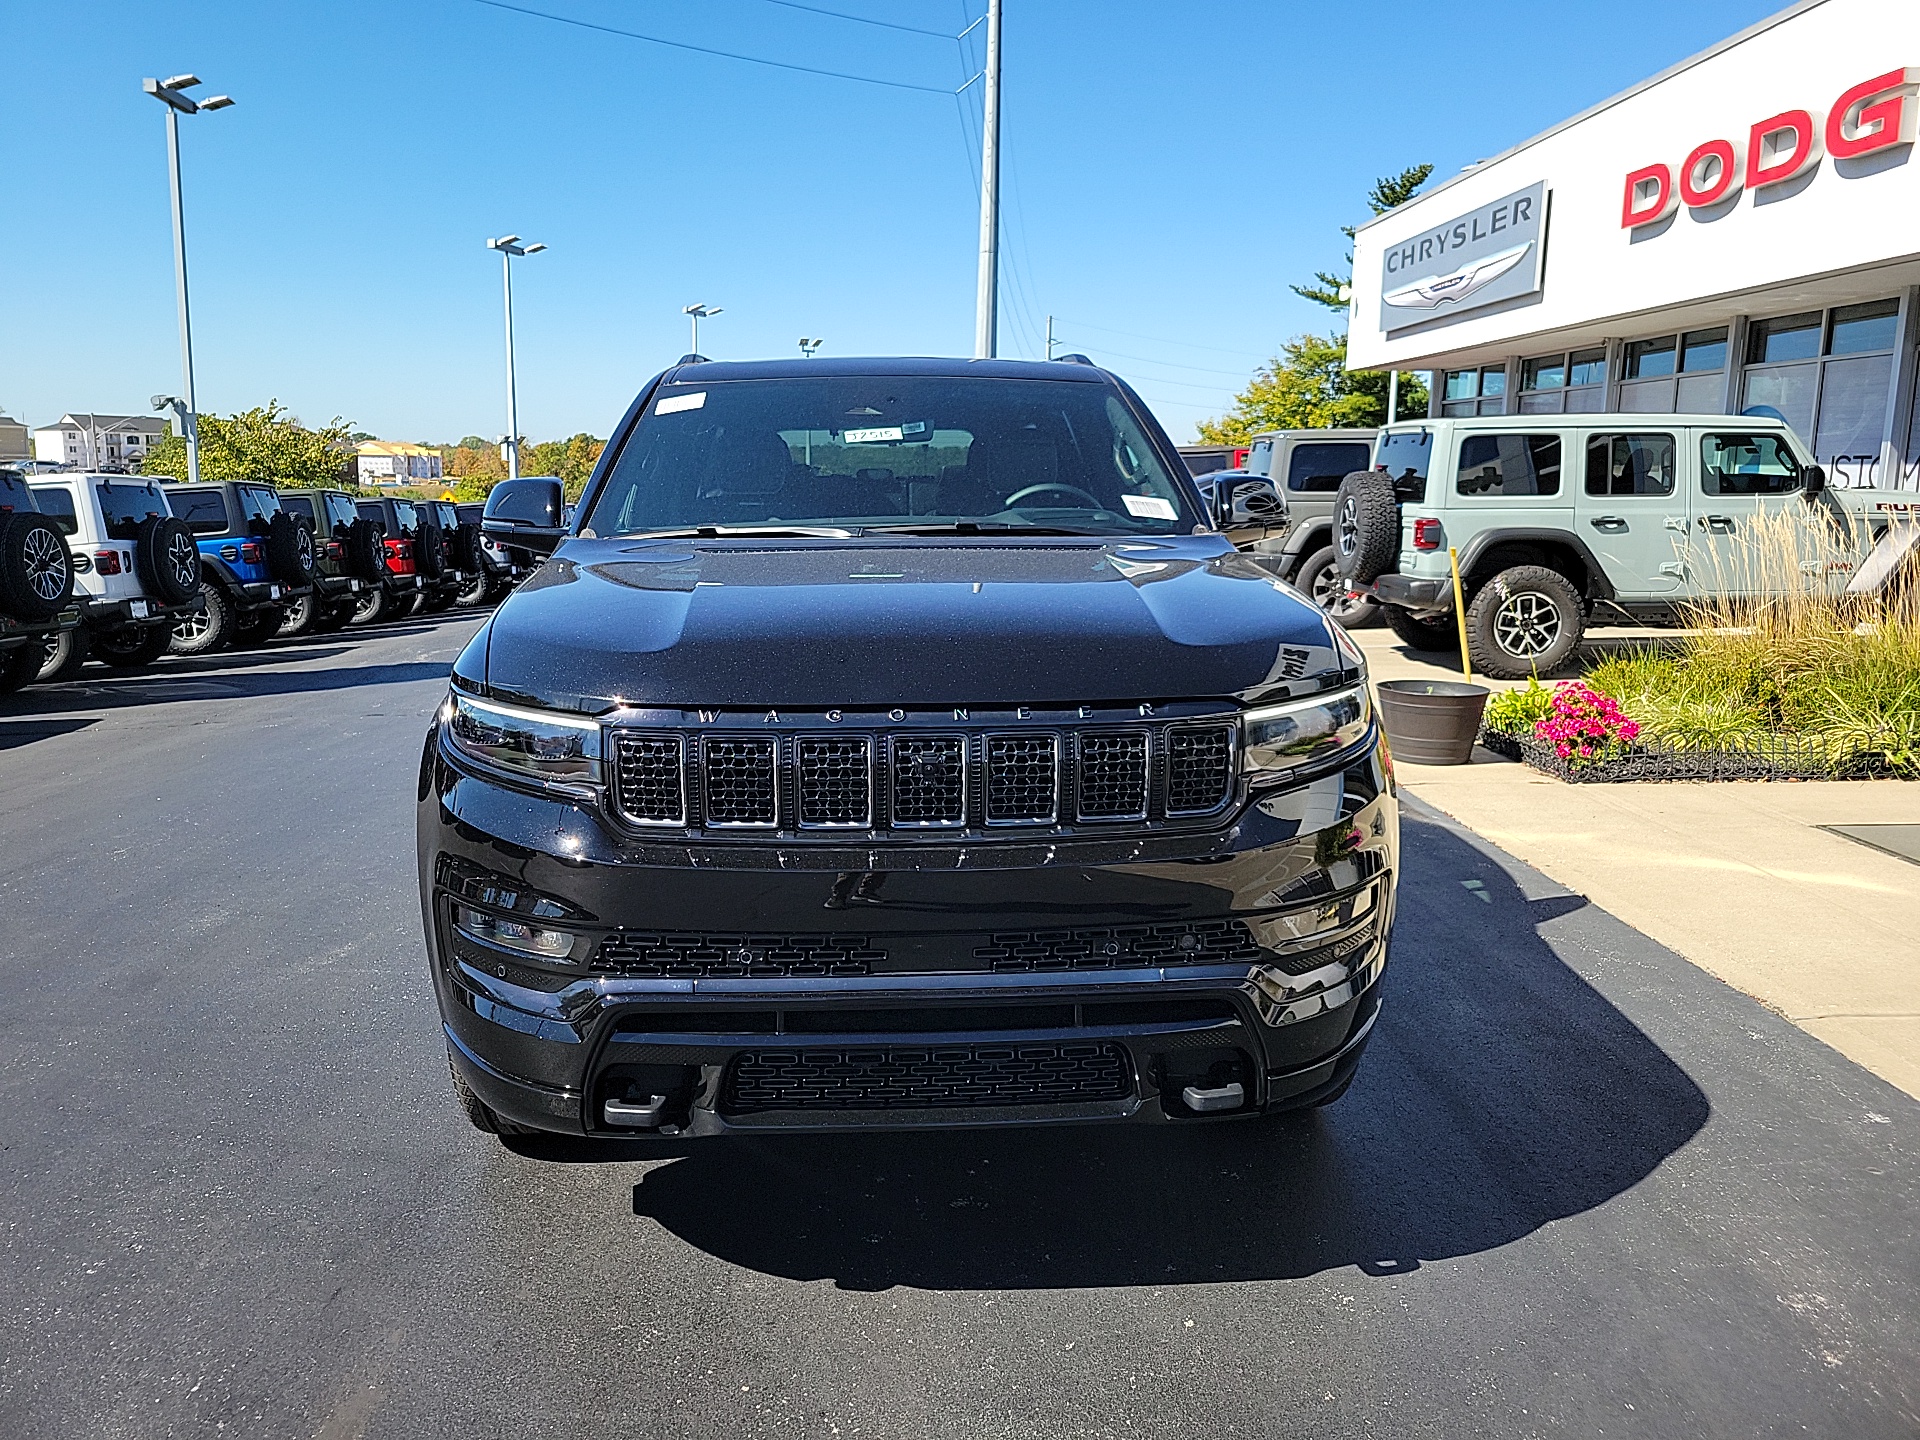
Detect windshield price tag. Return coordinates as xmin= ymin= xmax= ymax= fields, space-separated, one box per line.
xmin=1122 ymin=494 xmax=1177 ymax=520
xmin=655 ymin=391 xmax=706 ymax=415
xmin=844 ymin=426 xmax=903 ymax=444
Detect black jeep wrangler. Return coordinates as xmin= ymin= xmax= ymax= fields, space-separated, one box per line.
xmin=0 ymin=470 xmax=81 ymax=696
xmin=276 ymin=487 xmax=388 ymax=635
xmin=420 ymin=358 xmax=1397 ymax=1142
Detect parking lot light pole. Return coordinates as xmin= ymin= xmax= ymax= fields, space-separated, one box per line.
xmin=798 ymin=337 xmax=822 ymax=357
xmin=143 ymin=73 xmax=233 ymax=486
xmin=683 ymin=303 xmax=721 ymax=356
xmin=486 ymin=235 xmax=546 ymax=481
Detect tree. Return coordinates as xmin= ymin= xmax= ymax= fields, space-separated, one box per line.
xmin=142 ymin=401 xmax=353 ymax=487
xmin=520 ymin=433 xmax=606 ymax=500
xmin=1195 ymin=335 xmax=1429 ymax=445
xmin=1292 ymin=164 xmax=1434 ymax=311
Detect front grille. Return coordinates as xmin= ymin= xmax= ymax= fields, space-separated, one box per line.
xmin=1166 ymin=724 xmax=1235 ymax=814
xmin=797 ymin=735 xmax=871 ymax=827
xmin=1076 ymin=731 xmax=1148 ymax=820
xmin=974 ymin=918 xmax=1262 ymax=972
xmin=612 ymin=734 xmax=685 ymax=825
xmin=986 ymin=733 xmax=1058 ymax=824
xmin=703 ymin=736 xmax=777 ymax=825
xmin=890 ymin=734 xmax=966 ymax=825
xmin=593 ymin=931 xmax=882 ymax=978
xmin=722 ymin=1041 xmax=1133 ymax=1112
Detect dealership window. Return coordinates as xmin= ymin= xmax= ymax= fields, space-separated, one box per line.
xmin=1440 ymin=365 xmax=1507 ymax=417
xmin=1455 ymin=434 xmax=1561 ymax=497
xmin=1740 ymin=298 xmax=1899 ymax=469
xmin=1617 ymin=329 xmax=1728 ymax=414
xmin=1518 ymin=347 xmax=1606 ymax=414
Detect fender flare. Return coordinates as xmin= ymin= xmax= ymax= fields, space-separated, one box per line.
xmin=1455 ymin=527 xmax=1617 ymax=601
xmin=1279 ymin=520 xmax=1333 ymax=565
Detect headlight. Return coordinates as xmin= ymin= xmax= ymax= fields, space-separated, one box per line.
xmin=1241 ymin=686 xmax=1372 ymax=784
xmin=444 ymin=691 xmax=602 ymax=786
xmin=452 ymin=902 xmax=579 ymax=961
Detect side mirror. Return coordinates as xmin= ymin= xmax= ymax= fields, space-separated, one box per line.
xmin=481 ymin=476 xmax=566 ymax=557
xmin=1225 ymin=479 xmax=1286 ymax=527
xmin=1802 ymin=463 xmax=1827 ymax=497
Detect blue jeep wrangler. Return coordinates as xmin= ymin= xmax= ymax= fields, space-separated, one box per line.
xmin=161 ymin=481 xmax=316 ymax=654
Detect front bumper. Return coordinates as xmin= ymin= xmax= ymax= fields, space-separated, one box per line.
xmin=418 ymin=734 xmax=1399 ymax=1139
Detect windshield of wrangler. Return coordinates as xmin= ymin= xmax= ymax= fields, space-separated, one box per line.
xmin=586 ymin=376 xmax=1194 ymax=536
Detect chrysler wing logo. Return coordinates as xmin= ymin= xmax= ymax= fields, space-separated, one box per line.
xmin=1383 ymin=242 xmax=1532 ymax=311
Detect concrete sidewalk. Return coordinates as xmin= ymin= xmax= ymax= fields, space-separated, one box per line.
xmin=1353 ymin=625 xmax=1920 ymax=1100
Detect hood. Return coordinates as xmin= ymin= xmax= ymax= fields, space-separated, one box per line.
xmin=468 ymin=535 xmax=1342 ymax=712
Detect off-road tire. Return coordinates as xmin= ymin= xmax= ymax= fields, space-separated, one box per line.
xmin=1465 ymin=564 xmax=1585 ymax=680
xmin=93 ymin=624 xmax=172 ymax=669
xmin=276 ymin=593 xmax=316 ymax=638
xmin=169 ymin=580 xmax=234 ymax=655
xmin=455 ymin=571 xmax=491 ymax=607
xmin=350 ymin=584 xmax=392 ymax=626
xmin=414 ymin=522 xmax=447 ymax=580
xmin=1332 ymin=470 xmax=1400 ymax=584
xmin=1384 ymin=605 xmax=1461 ymax=653
xmin=0 ymin=512 xmax=74 ymax=622
xmin=346 ymin=519 xmax=388 ymax=582
xmin=1295 ymin=544 xmax=1380 ymax=630
xmin=449 ymin=1051 xmax=532 ymax=1136
xmin=230 ymin=607 xmax=283 ymax=649
xmin=266 ymin=511 xmax=317 ymax=586
xmin=420 ymin=589 xmax=455 ymax=614
xmin=134 ymin=516 xmax=201 ymax=606
xmin=454 ymin=522 xmax=486 ymax=573
xmin=0 ymin=641 xmax=44 ymax=696
xmin=36 ymin=626 xmax=90 ymax=683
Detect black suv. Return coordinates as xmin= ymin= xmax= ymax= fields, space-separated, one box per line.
xmin=419 ymin=499 xmax=486 ymax=612
xmin=276 ymin=487 xmax=388 ymax=635
xmin=0 ymin=470 xmax=80 ymax=696
xmin=455 ymin=500 xmax=529 ymax=603
xmin=162 ymin=481 xmax=317 ymax=653
xmin=421 ymin=358 xmax=1397 ymax=1142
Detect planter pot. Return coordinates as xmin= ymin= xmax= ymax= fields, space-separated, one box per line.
xmin=1375 ymin=680 xmax=1490 ymax=765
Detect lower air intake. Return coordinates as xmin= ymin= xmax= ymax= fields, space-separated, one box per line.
xmin=722 ymin=1041 xmax=1133 ymax=1112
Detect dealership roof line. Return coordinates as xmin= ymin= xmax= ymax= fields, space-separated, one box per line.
xmin=1353 ymin=0 xmax=1830 ymax=233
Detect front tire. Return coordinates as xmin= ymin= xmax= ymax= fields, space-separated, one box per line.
xmin=169 ymin=581 xmax=234 ymax=655
xmin=1295 ymin=544 xmax=1379 ymax=630
xmin=1384 ymin=605 xmax=1460 ymax=653
xmin=449 ymin=1051 xmax=531 ymax=1137
xmin=94 ymin=625 xmax=172 ymax=670
xmin=1465 ymin=565 xmax=1585 ymax=680
xmin=0 ymin=641 xmax=43 ymax=696
xmin=230 ymin=607 xmax=282 ymax=649
xmin=455 ymin=572 xmax=491 ymax=607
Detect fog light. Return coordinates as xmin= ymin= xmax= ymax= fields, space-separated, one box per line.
xmin=453 ymin=903 xmax=577 ymax=960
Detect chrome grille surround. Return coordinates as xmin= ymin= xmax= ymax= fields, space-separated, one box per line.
xmin=1074 ymin=730 xmax=1149 ymax=822
xmin=610 ymin=732 xmax=687 ymax=827
xmin=796 ymin=734 xmax=873 ymax=828
xmin=889 ymin=733 xmax=967 ymax=827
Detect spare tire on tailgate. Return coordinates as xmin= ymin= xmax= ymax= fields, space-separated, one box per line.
xmin=414 ymin=520 xmax=447 ymax=579
xmin=135 ymin=515 xmax=201 ymax=605
xmin=1333 ymin=470 xmax=1401 ymax=584
xmin=265 ymin=510 xmax=317 ymax=586
xmin=454 ymin=521 xmax=486 ymax=572
xmin=346 ymin=518 xmax=387 ymax=581
xmin=0 ymin=512 xmax=74 ymax=621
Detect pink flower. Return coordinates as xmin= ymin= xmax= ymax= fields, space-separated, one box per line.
xmin=1532 ymin=683 xmax=1640 ymax=768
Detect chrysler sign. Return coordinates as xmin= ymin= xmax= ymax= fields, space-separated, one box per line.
xmin=1378 ymin=182 xmax=1547 ymax=334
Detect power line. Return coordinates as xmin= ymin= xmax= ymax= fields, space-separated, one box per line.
xmin=472 ymin=0 xmax=969 ymax=93
xmin=753 ymin=0 xmax=958 ymax=38
xmin=1049 ymin=316 xmax=1273 ymax=360
xmin=1053 ymin=342 xmax=1256 ymax=378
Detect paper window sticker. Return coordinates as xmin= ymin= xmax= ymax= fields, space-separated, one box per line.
xmin=1122 ymin=494 xmax=1177 ymax=519
xmin=655 ymin=392 xmax=706 ymax=415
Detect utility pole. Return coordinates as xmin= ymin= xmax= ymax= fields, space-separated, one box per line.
xmin=486 ymin=235 xmax=547 ymax=481
xmin=1045 ymin=314 xmax=1055 ymax=361
xmin=972 ymin=0 xmax=1002 ymax=359
xmin=144 ymin=74 xmax=233 ymax=486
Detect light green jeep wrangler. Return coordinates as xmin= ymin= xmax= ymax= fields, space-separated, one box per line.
xmin=1333 ymin=414 xmax=1904 ymax=679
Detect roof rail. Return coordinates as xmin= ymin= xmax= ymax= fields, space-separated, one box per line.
xmin=676 ymin=353 xmax=709 ymax=365
xmin=1057 ymin=352 xmax=1096 ymax=366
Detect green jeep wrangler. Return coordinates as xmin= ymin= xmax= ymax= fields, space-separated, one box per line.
xmin=1333 ymin=414 xmax=1902 ymax=679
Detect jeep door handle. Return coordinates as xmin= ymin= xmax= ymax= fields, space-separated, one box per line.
xmin=1698 ymin=514 xmax=1736 ymax=532
xmin=1589 ymin=516 xmax=1628 ymax=532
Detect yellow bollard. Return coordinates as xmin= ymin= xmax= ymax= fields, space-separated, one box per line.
xmin=1449 ymin=546 xmax=1471 ymax=681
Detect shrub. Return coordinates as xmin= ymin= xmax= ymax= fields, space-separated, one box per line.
xmin=1483 ymin=675 xmax=1554 ymax=736
xmin=1534 ymin=682 xmax=1641 ymax=767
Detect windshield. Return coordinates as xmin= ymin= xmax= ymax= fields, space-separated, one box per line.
xmin=585 ymin=375 xmax=1194 ymax=537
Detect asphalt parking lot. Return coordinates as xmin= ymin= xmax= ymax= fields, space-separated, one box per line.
xmin=1 ymin=612 xmax=1915 ymax=1440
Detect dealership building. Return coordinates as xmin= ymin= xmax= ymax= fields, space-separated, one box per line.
xmin=1347 ymin=0 xmax=1920 ymax=489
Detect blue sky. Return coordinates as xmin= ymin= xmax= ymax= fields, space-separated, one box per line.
xmin=6 ymin=0 xmax=1786 ymax=444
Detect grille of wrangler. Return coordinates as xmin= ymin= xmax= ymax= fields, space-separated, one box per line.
xmin=607 ymin=719 xmax=1238 ymax=832
xmin=722 ymin=1041 xmax=1134 ymax=1112
xmin=974 ymin=918 xmax=1262 ymax=972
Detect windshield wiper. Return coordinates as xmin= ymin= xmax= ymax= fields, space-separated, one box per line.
xmin=861 ymin=522 xmax=1121 ymax=538
xmin=612 ymin=525 xmax=864 ymax=540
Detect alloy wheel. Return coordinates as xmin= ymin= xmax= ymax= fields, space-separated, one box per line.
xmin=1491 ymin=590 xmax=1562 ymax=657
xmin=1336 ymin=496 xmax=1358 ymax=559
xmin=166 ymin=533 xmax=198 ymax=592
xmin=172 ymin=608 xmax=212 ymax=643
xmin=24 ymin=528 xmax=68 ymax=602
xmin=1308 ymin=559 xmax=1368 ymax=621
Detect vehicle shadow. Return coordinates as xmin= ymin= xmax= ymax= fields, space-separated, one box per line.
xmin=2 ymin=654 xmax=455 ymax=714
xmin=580 ymin=814 xmax=1708 ymax=1289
